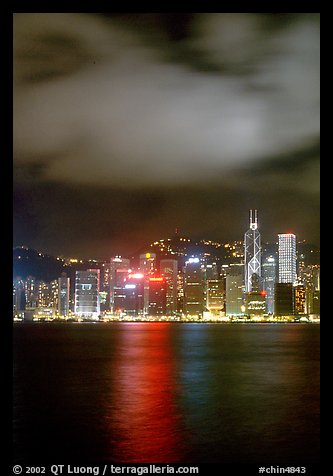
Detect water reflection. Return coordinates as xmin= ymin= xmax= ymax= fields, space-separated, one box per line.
xmin=176 ymin=323 xmax=320 ymax=463
xmin=105 ymin=323 xmax=185 ymax=462
xmin=13 ymin=323 xmax=320 ymax=464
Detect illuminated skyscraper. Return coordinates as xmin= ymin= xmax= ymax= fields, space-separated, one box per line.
xmin=244 ymin=209 xmax=261 ymax=292
xmin=122 ymin=273 xmax=145 ymax=317
xmin=294 ymin=285 xmax=306 ymax=315
xmin=160 ymin=259 xmax=178 ymax=315
xmin=58 ymin=274 xmax=70 ymax=316
xmin=110 ymin=256 xmax=130 ymax=312
xmin=184 ymin=258 xmax=206 ymax=317
xmin=262 ymin=255 xmax=277 ymax=314
xmin=139 ymin=252 xmax=157 ymax=275
xmin=74 ymin=269 xmax=100 ymax=319
xmin=148 ymin=277 xmax=167 ymax=316
xmin=278 ymin=234 xmax=297 ymax=284
xmin=24 ymin=276 xmax=38 ymax=308
xmin=112 ymin=269 xmax=129 ymax=313
xmin=13 ymin=278 xmax=26 ymax=313
xmin=206 ymin=279 xmax=225 ymax=315
xmin=246 ymin=291 xmax=266 ymax=317
xmin=225 ymin=266 xmax=244 ymax=316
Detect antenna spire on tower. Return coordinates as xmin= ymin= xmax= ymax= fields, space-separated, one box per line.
xmin=250 ymin=209 xmax=258 ymax=230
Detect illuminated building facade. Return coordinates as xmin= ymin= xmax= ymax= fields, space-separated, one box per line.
xmin=225 ymin=266 xmax=244 ymax=316
xmin=160 ymin=259 xmax=178 ymax=315
xmin=122 ymin=273 xmax=145 ymax=317
xmin=206 ymin=279 xmax=225 ymax=315
xmin=113 ymin=269 xmax=130 ymax=313
xmin=13 ymin=279 xmax=26 ymax=313
xmin=246 ymin=291 xmax=266 ymax=317
xmin=205 ymin=262 xmax=219 ymax=280
xmin=24 ymin=276 xmax=38 ymax=309
xmin=177 ymin=270 xmax=185 ymax=313
xmin=300 ymin=264 xmax=320 ymax=315
xmin=148 ymin=277 xmax=167 ymax=316
xmin=294 ymin=285 xmax=306 ymax=315
xmin=262 ymin=255 xmax=277 ymax=314
xmin=100 ymin=263 xmax=110 ymax=292
xmin=139 ymin=253 xmax=157 ymax=275
xmin=312 ymin=290 xmax=320 ymax=315
xmin=37 ymin=280 xmax=59 ymax=314
xmin=58 ymin=274 xmax=70 ymax=316
xmin=278 ymin=234 xmax=297 ymax=284
xmin=244 ymin=209 xmax=261 ymax=292
xmin=184 ymin=258 xmax=206 ymax=317
xmin=110 ymin=257 xmax=130 ymax=312
xmin=74 ymin=269 xmax=100 ymax=319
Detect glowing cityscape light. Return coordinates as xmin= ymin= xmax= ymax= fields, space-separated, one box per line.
xmin=187 ymin=258 xmax=200 ymax=264
xmin=125 ymin=284 xmax=136 ymax=289
xmin=128 ymin=273 xmax=144 ymax=279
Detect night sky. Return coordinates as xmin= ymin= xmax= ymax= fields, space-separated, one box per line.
xmin=13 ymin=13 xmax=320 ymax=259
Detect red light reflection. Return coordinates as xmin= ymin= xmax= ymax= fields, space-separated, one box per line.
xmin=105 ymin=323 xmax=185 ymax=462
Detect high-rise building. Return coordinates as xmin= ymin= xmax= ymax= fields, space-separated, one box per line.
xmin=110 ymin=257 xmax=130 ymax=312
xmin=100 ymin=262 xmax=110 ymax=293
xmin=58 ymin=274 xmax=70 ymax=316
xmin=148 ymin=277 xmax=167 ymax=316
xmin=225 ymin=264 xmax=244 ymax=316
xmin=122 ymin=272 xmax=145 ymax=317
xmin=74 ymin=269 xmax=100 ymax=319
xmin=206 ymin=279 xmax=225 ymax=315
xmin=113 ymin=268 xmax=131 ymax=313
xmin=13 ymin=279 xmax=26 ymax=313
xmin=160 ymin=259 xmax=178 ymax=315
xmin=278 ymin=234 xmax=297 ymax=284
xmin=262 ymin=255 xmax=277 ymax=314
xmin=244 ymin=209 xmax=261 ymax=292
xmin=184 ymin=258 xmax=206 ymax=317
xmin=312 ymin=290 xmax=320 ymax=315
xmin=246 ymin=291 xmax=266 ymax=317
xmin=294 ymin=285 xmax=306 ymax=315
xmin=205 ymin=262 xmax=219 ymax=280
xmin=99 ymin=262 xmax=111 ymax=310
xmin=37 ymin=281 xmax=51 ymax=308
xmin=177 ymin=269 xmax=185 ymax=314
xmin=139 ymin=252 xmax=157 ymax=275
xmin=24 ymin=276 xmax=38 ymax=309
xmin=274 ymin=283 xmax=294 ymax=316
xmin=299 ymin=263 xmax=320 ymax=315
xmin=43 ymin=279 xmax=58 ymax=311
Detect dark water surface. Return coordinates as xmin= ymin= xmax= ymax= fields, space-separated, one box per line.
xmin=13 ymin=323 xmax=320 ymax=464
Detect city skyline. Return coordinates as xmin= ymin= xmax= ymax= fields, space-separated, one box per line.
xmin=13 ymin=214 xmax=320 ymax=322
xmin=13 ymin=13 xmax=320 ymax=259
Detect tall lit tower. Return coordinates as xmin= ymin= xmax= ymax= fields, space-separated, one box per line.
xmin=110 ymin=256 xmax=130 ymax=312
xmin=184 ymin=258 xmax=206 ymax=317
xmin=58 ymin=273 xmax=70 ymax=317
xmin=244 ymin=209 xmax=261 ymax=293
xmin=75 ymin=269 xmax=100 ymax=319
xmin=262 ymin=255 xmax=277 ymax=314
xmin=278 ymin=234 xmax=297 ymax=284
xmin=160 ymin=259 xmax=178 ymax=315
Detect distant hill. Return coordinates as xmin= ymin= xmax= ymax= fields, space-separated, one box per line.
xmin=13 ymin=247 xmax=94 ymax=282
xmin=13 ymin=247 xmax=67 ymax=281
